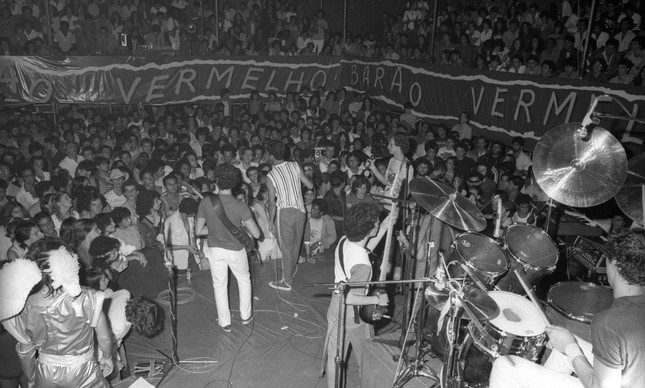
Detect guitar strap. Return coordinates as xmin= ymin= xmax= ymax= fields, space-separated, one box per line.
xmin=209 ymin=194 xmax=251 ymax=250
xmin=337 ymin=236 xmax=361 ymax=324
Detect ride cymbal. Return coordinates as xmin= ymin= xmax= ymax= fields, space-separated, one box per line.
xmin=615 ymin=153 xmax=645 ymax=225
xmin=409 ymin=178 xmax=486 ymax=232
xmin=532 ymin=123 xmax=627 ymax=208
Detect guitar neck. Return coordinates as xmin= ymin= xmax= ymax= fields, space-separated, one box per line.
xmin=378 ymin=206 xmax=398 ymax=281
xmin=377 ymin=162 xmax=406 ymax=281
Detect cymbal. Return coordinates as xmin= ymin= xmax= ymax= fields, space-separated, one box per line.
xmin=532 ymin=123 xmax=627 ymax=207
xmin=615 ymin=153 xmax=645 ymax=224
xmin=425 ymin=285 xmax=499 ymax=320
xmin=409 ymin=178 xmax=486 ymax=232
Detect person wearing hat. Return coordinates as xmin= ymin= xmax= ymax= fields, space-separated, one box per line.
xmin=104 ymin=168 xmax=129 ymax=209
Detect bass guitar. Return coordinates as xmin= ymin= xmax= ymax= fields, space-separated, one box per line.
xmin=359 ymin=161 xmax=406 ymax=324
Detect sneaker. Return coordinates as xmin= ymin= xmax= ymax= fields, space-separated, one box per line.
xmin=242 ymin=315 xmax=254 ymax=325
xmin=269 ymin=280 xmax=292 ymax=291
xmin=221 ymin=325 xmax=231 ymax=333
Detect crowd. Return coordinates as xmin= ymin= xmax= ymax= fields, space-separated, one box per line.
xmin=1 ymin=0 xmax=645 ymax=85
xmin=0 ymin=66 xmax=639 ymax=385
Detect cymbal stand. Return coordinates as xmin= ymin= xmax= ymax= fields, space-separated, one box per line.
xmin=441 ymin=288 xmax=464 ymax=388
xmin=391 ymin=220 xmax=441 ymax=388
xmin=399 ymin=202 xmax=420 ymax=347
xmin=391 ymin=281 xmax=439 ymax=388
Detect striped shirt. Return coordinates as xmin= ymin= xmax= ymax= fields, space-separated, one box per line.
xmin=268 ymin=161 xmax=305 ymax=212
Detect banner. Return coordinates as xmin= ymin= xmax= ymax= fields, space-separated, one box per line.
xmin=0 ymin=55 xmax=643 ymax=150
xmin=0 ymin=56 xmax=340 ymax=105
xmin=338 ymin=58 xmax=645 ymax=150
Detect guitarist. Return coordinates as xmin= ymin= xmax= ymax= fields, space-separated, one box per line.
xmin=324 ymin=203 xmax=391 ymax=388
xmin=368 ymin=133 xmax=414 ymax=281
xmin=195 ymin=163 xmax=261 ymax=333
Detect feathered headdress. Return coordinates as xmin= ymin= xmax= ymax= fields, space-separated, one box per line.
xmin=43 ymin=247 xmax=82 ymax=298
xmin=0 ymin=259 xmax=42 ymax=321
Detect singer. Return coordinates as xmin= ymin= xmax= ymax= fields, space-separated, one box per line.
xmin=324 ymin=203 xmax=390 ymax=388
xmin=195 ymin=163 xmax=261 ymax=333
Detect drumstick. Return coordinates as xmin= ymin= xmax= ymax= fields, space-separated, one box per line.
xmin=514 ymin=269 xmax=550 ymax=326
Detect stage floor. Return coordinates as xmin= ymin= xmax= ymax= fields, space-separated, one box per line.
xmin=113 ymin=256 xmax=440 ymax=388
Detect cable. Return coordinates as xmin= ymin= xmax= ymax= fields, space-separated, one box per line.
xmin=225 ymin=318 xmax=255 ymax=387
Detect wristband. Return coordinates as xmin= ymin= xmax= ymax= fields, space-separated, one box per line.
xmin=565 ymin=342 xmax=584 ymax=365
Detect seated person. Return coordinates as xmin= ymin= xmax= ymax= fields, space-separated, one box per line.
xmin=303 ymin=199 xmax=337 ymax=261
xmin=84 ymin=267 xmax=164 ymax=379
xmin=490 ymin=229 xmax=645 ymax=388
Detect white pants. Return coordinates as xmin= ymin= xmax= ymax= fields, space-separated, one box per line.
xmin=490 ymin=337 xmax=593 ymax=388
xmin=204 ymin=246 xmax=252 ymax=327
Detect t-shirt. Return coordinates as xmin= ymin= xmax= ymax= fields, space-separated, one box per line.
xmin=591 ymin=295 xmax=645 ymax=388
xmin=332 ymin=237 xmax=372 ymax=327
xmin=309 ymin=216 xmax=322 ymax=244
xmin=196 ymin=193 xmax=252 ymax=250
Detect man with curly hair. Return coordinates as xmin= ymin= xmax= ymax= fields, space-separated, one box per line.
xmin=490 ymin=229 xmax=645 ymax=388
xmin=196 ymin=163 xmax=260 ymax=333
xmin=265 ymin=140 xmax=314 ymax=291
xmin=324 ymin=203 xmax=390 ymax=388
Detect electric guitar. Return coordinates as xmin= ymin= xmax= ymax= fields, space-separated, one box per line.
xmin=359 ymin=161 xmax=406 ymax=324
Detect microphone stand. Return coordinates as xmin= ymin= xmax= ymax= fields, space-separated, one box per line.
xmin=155 ymin=211 xmax=216 ymax=386
xmin=333 ymin=281 xmax=348 ymax=388
xmin=398 ymin=202 xmax=419 ymax=348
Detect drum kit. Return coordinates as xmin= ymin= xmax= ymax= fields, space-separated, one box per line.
xmin=400 ymin=109 xmax=644 ymax=387
xmin=319 ymin=96 xmax=645 ymax=388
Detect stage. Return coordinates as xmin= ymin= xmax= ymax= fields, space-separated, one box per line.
xmin=113 ymin=256 xmax=439 ymax=388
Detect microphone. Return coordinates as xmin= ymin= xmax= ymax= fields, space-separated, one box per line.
xmin=493 ymin=195 xmax=503 ymax=239
xmin=434 ymin=264 xmax=447 ymax=291
xmin=424 ymin=251 xmax=448 ymax=301
xmin=577 ymin=95 xmax=610 ymax=140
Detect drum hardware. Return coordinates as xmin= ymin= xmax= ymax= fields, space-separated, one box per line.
xmin=392 ymin=239 xmax=444 ymax=388
xmin=614 ymin=153 xmax=645 ymax=227
xmin=399 ymin=202 xmax=421 ymax=348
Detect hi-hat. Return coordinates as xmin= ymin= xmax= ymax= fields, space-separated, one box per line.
xmin=532 ymin=123 xmax=627 ymax=208
xmin=425 ymin=285 xmax=499 ymax=320
xmin=615 ymin=153 xmax=645 ymax=224
xmin=409 ymin=178 xmax=486 ymax=232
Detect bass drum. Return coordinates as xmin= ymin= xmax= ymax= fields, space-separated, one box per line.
xmin=448 ymin=233 xmax=509 ymax=287
xmin=495 ymin=224 xmax=558 ymax=293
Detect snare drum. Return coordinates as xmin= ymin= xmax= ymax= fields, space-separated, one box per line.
xmin=495 ymin=224 xmax=559 ymax=293
xmin=546 ymin=281 xmax=614 ymax=341
xmin=459 ymin=291 xmax=547 ymax=386
xmin=448 ymin=233 xmax=509 ymax=287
